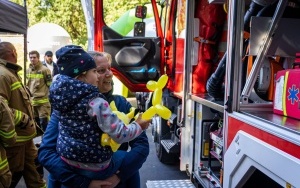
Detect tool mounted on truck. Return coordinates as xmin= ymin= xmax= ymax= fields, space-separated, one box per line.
xmin=84 ymin=0 xmax=300 ymax=187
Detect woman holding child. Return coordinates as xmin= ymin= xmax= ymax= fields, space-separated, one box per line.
xmin=38 ymin=45 xmax=150 ymax=188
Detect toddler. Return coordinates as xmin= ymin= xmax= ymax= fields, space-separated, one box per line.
xmin=49 ymin=45 xmax=149 ymax=179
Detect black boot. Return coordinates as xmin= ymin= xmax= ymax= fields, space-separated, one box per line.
xmin=9 ymin=171 xmax=23 ymax=188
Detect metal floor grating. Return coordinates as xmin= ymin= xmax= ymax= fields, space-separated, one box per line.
xmin=161 ymin=139 xmax=176 ymax=150
xmin=146 ymin=179 xmax=195 ymax=188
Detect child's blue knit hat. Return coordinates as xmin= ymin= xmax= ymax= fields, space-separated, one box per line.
xmin=56 ymin=45 xmax=96 ymax=78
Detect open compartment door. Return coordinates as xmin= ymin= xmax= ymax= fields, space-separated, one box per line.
xmin=94 ymin=0 xmax=165 ymax=92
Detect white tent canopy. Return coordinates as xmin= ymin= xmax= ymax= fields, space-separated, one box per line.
xmin=0 ymin=1 xmax=27 ymax=34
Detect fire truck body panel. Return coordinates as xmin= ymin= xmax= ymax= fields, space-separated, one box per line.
xmin=90 ymin=0 xmax=300 ymax=187
xmin=93 ymin=0 xmax=165 ymax=92
xmin=224 ymin=130 xmax=300 ymax=187
xmin=222 ymin=0 xmax=300 ymax=187
xmin=227 ymin=113 xmax=300 ymax=155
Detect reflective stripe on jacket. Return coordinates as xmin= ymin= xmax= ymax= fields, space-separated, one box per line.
xmin=0 ymin=59 xmax=37 ymax=145
xmin=0 ymin=96 xmax=16 ymax=145
xmin=0 ymin=95 xmax=16 ymax=176
xmin=26 ymin=61 xmax=52 ymax=106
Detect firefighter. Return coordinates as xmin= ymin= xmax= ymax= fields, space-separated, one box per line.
xmin=0 ymin=42 xmax=46 ymax=188
xmin=0 ymin=96 xmax=16 ymax=188
xmin=27 ymin=50 xmax=52 ymax=133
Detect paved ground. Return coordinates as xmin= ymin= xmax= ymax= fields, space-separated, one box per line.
xmin=140 ymin=126 xmax=189 ymax=188
xmin=128 ymin=97 xmax=189 ymax=187
xmin=17 ymin=98 xmax=189 ymax=187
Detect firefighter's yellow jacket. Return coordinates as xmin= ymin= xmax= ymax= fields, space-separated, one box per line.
xmin=26 ymin=61 xmax=52 ymax=106
xmin=0 ymin=59 xmax=37 ymax=145
xmin=0 ymin=95 xmax=16 ymax=185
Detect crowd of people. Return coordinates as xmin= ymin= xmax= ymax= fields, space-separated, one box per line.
xmin=0 ymin=41 xmax=151 ymax=188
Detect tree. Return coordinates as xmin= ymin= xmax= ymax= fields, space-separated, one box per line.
xmin=11 ymin=0 xmax=150 ymax=47
xmin=11 ymin=0 xmax=87 ymax=47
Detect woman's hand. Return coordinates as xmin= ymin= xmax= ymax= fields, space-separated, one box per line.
xmin=88 ymin=180 xmax=112 ymax=188
xmin=101 ymin=174 xmax=121 ymax=188
xmin=88 ymin=174 xmax=120 ymax=188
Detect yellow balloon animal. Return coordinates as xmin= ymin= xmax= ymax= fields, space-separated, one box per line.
xmin=101 ymin=101 xmax=136 ymax=152
xmin=142 ymin=74 xmax=172 ymax=120
xmin=101 ymin=74 xmax=171 ymax=151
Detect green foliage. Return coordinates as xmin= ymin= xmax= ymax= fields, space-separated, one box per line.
xmin=26 ymin=0 xmax=87 ymax=47
xmin=103 ymin=0 xmax=150 ymax=26
xmin=110 ymin=4 xmax=154 ymax=36
xmin=10 ymin=0 xmax=150 ymax=47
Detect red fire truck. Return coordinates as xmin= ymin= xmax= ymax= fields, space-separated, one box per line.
xmin=89 ymin=0 xmax=300 ymax=187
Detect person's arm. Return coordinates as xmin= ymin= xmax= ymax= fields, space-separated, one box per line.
xmin=25 ymin=68 xmax=30 ymax=87
xmin=113 ymin=95 xmax=132 ymax=114
xmin=53 ymin=62 xmax=59 ymax=76
xmin=0 ymin=98 xmax=16 ymax=146
xmin=117 ymin=131 xmax=149 ymax=181
xmin=0 ymin=77 xmax=34 ymax=131
xmin=100 ymin=132 xmax=150 ymax=187
xmin=112 ymin=95 xmax=133 ymax=151
xmin=87 ymin=97 xmax=146 ymax=143
xmin=38 ymin=111 xmax=91 ymax=188
xmin=113 ymin=95 xmax=138 ymax=121
xmin=43 ymin=68 xmax=52 ymax=87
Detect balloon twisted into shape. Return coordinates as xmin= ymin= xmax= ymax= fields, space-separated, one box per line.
xmin=142 ymin=74 xmax=172 ymax=120
xmin=101 ymin=101 xmax=136 ymax=152
xmin=101 ymin=74 xmax=171 ymax=151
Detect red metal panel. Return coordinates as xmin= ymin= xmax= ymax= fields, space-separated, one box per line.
xmin=192 ymin=0 xmax=226 ymax=93
xmin=151 ymin=0 xmax=165 ymax=77
xmin=227 ymin=116 xmax=300 ymax=159
xmin=94 ymin=0 xmax=104 ymax=51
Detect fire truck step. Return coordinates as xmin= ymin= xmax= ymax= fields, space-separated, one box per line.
xmin=146 ymin=179 xmax=195 ymax=188
xmin=161 ymin=139 xmax=180 ymax=153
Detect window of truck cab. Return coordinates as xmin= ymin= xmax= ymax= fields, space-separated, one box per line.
xmin=103 ymin=1 xmax=158 ymax=38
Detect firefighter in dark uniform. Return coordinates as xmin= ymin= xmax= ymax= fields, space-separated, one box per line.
xmin=0 ymin=95 xmax=16 ymax=188
xmin=0 ymin=42 xmax=46 ymax=188
xmin=27 ymin=50 xmax=52 ymax=133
